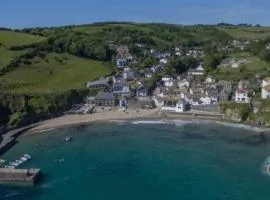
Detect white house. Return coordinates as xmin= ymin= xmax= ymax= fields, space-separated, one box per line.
xmin=162 ymin=77 xmax=174 ymax=88
xmin=205 ymin=77 xmax=215 ymax=84
xmin=235 ymin=89 xmax=250 ymax=103
xmin=188 ymin=64 xmax=205 ymax=76
xmin=261 ymin=77 xmax=270 ymax=99
xmin=161 ymin=100 xmax=188 ymax=113
xmin=200 ymin=96 xmax=212 ymax=105
xmin=160 ymin=58 xmax=168 ymax=64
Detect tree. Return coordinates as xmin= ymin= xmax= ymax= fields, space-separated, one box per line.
xmin=141 ymin=56 xmax=157 ymax=69
xmin=181 ymin=56 xmax=199 ymax=69
xmin=259 ymin=49 xmax=270 ymax=62
xmin=204 ymin=53 xmax=225 ymax=72
xmin=148 ymin=73 xmax=162 ymax=92
xmin=166 ymin=57 xmax=188 ymax=75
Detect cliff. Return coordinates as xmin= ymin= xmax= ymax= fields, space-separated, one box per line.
xmin=220 ymin=103 xmax=252 ymax=123
xmin=0 ymin=89 xmax=88 ymax=131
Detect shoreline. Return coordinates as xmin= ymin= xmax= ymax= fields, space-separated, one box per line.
xmin=25 ymin=109 xmax=270 ymax=136
xmin=25 ymin=109 xmax=160 ymax=135
xmin=1 ymin=109 xmax=269 ymax=155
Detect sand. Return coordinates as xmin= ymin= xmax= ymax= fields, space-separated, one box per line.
xmin=28 ymin=109 xmax=159 ymax=134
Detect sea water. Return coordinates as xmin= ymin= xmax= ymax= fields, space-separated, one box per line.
xmin=1 ymin=121 xmax=270 ymax=200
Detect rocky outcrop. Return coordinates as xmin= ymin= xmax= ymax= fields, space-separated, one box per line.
xmin=0 ymin=89 xmax=88 ymax=130
xmin=220 ymin=103 xmax=252 ymax=123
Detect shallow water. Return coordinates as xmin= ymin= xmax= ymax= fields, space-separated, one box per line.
xmin=1 ymin=121 xmax=270 ymax=200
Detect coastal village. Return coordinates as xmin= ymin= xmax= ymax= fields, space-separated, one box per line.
xmin=75 ymin=41 xmax=270 ymax=126
xmin=2 ymin=24 xmax=270 ymax=187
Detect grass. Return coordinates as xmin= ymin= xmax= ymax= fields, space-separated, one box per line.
xmin=0 ymin=30 xmax=44 ymax=69
xmin=0 ymin=30 xmax=45 ymax=47
xmin=0 ymin=47 xmax=25 ymax=68
xmin=0 ymin=53 xmax=112 ymax=93
xmin=217 ymin=27 xmax=270 ymax=39
xmin=215 ymin=52 xmax=270 ymax=80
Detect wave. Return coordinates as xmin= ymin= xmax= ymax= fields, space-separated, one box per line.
xmin=34 ymin=128 xmax=55 ymax=133
xmin=261 ymin=155 xmax=270 ymax=176
xmin=215 ymin=121 xmax=263 ymax=132
xmin=4 ymin=192 xmax=20 ymax=198
xmin=131 ymin=120 xmax=168 ymax=125
xmin=112 ymin=119 xmax=266 ymax=132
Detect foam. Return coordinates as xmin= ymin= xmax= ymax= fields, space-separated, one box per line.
xmin=215 ymin=121 xmax=263 ymax=132
xmin=131 ymin=120 xmax=168 ymax=125
xmin=261 ymin=156 xmax=270 ymax=176
xmin=34 ymin=128 xmax=55 ymax=133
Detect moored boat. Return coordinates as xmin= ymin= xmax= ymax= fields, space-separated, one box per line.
xmin=65 ymin=136 xmax=72 ymax=142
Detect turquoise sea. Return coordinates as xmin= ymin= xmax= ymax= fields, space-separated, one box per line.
xmin=1 ymin=120 xmax=270 ymax=200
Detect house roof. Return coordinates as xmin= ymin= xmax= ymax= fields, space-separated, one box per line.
xmin=236 ymin=89 xmax=248 ymax=94
xmin=187 ymin=93 xmax=202 ymax=100
xmin=87 ymin=79 xmax=108 ymax=87
xmin=156 ymin=96 xmax=180 ymax=101
xmin=114 ymin=74 xmax=123 ymax=79
xmin=263 ymin=84 xmax=270 ymax=91
xmin=95 ymin=93 xmax=115 ymax=100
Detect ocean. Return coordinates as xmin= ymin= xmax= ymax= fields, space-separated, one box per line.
xmin=1 ymin=120 xmax=270 ymax=200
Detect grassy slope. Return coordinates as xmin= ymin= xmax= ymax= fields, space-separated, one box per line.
xmin=217 ymin=27 xmax=270 ymax=39
xmin=216 ymin=52 xmax=270 ymax=80
xmin=0 ymin=47 xmax=23 ymax=68
xmin=0 ymin=30 xmax=45 ymax=46
xmin=0 ymin=30 xmax=45 ymax=69
xmin=0 ymin=53 xmax=111 ymax=93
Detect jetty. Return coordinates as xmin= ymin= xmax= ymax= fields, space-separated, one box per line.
xmin=0 ymin=124 xmax=39 ymax=155
xmin=0 ymin=168 xmax=41 ymax=186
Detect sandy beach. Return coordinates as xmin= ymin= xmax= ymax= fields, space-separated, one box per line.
xmin=28 ymin=109 xmax=159 ymax=134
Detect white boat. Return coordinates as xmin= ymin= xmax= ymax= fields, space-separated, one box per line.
xmin=16 ymin=160 xmax=23 ymax=164
xmin=23 ymin=154 xmax=31 ymax=160
xmin=21 ymin=157 xmax=28 ymax=162
xmin=65 ymin=136 xmax=72 ymax=142
xmin=11 ymin=162 xmax=20 ymax=167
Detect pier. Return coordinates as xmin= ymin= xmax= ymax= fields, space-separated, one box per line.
xmin=0 ymin=168 xmax=41 ymax=186
xmin=0 ymin=124 xmax=39 ymax=155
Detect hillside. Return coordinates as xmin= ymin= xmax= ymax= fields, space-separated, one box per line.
xmin=215 ymin=52 xmax=270 ymax=80
xmin=0 ymin=53 xmax=111 ymax=93
xmin=0 ymin=30 xmax=45 ymax=46
xmin=216 ymin=26 xmax=270 ymax=39
xmin=1 ymin=23 xmax=270 ymax=93
xmin=0 ymin=30 xmax=45 ymax=69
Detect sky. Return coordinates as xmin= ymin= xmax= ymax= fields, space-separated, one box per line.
xmin=1 ymin=0 xmax=270 ymax=28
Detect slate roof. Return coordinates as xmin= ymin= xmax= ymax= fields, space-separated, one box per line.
xmin=86 ymin=79 xmax=108 ymax=87
xmin=95 ymin=93 xmax=115 ymax=100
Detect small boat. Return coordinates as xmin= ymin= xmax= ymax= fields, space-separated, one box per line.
xmin=21 ymin=157 xmax=28 ymax=162
xmin=24 ymin=154 xmax=31 ymax=160
xmin=16 ymin=160 xmax=23 ymax=164
xmin=65 ymin=136 xmax=72 ymax=142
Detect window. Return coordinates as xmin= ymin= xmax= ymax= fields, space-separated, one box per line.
xmin=241 ymin=98 xmax=245 ymax=101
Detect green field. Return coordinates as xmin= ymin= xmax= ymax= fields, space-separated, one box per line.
xmin=0 ymin=53 xmax=111 ymax=93
xmin=0 ymin=30 xmax=45 ymax=47
xmin=0 ymin=47 xmax=24 ymax=68
xmin=217 ymin=27 xmax=270 ymax=39
xmin=0 ymin=30 xmax=44 ymax=68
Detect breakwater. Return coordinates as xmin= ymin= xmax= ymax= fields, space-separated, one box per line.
xmin=0 ymin=168 xmax=41 ymax=186
xmin=0 ymin=124 xmax=39 ymax=155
